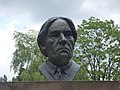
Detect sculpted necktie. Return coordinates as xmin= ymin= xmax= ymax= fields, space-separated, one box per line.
xmin=54 ymin=67 xmax=63 ymax=80
xmin=57 ymin=68 xmax=63 ymax=80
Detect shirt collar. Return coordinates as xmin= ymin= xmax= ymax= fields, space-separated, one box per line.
xmin=46 ymin=60 xmax=72 ymax=75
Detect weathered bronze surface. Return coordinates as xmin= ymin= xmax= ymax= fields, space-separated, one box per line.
xmin=37 ymin=17 xmax=79 ymax=80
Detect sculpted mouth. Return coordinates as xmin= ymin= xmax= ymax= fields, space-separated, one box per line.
xmin=57 ymin=48 xmax=70 ymax=53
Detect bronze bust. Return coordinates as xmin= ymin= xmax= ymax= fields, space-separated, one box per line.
xmin=37 ymin=17 xmax=79 ymax=80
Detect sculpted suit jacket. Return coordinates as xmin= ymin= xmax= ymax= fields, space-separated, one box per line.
xmin=39 ymin=60 xmax=80 ymax=81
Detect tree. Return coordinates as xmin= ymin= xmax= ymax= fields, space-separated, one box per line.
xmin=0 ymin=74 xmax=7 ymax=82
xmin=11 ymin=30 xmax=46 ymax=81
xmin=75 ymin=17 xmax=120 ymax=80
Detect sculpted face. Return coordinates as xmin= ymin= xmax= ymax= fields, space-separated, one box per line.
xmin=44 ymin=19 xmax=75 ymax=66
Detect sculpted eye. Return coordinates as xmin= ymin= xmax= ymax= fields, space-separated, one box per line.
xmin=50 ymin=31 xmax=60 ymax=37
xmin=64 ymin=31 xmax=72 ymax=37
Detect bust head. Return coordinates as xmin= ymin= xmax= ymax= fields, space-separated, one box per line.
xmin=37 ymin=17 xmax=79 ymax=80
xmin=37 ymin=17 xmax=77 ymax=66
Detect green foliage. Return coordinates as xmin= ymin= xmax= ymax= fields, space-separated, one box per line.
xmin=75 ymin=16 xmax=120 ymax=80
xmin=11 ymin=30 xmax=46 ymax=81
xmin=0 ymin=74 xmax=7 ymax=82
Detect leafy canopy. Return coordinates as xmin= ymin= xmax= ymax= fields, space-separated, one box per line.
xmin=75 ymin=16 xmax=120 ymax=80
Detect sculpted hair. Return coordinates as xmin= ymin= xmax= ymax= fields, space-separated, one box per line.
xmin=37 ymin=17 xmax=77 ymax=57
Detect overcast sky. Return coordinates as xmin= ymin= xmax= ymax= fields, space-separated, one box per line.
xmin=0 ymin=0 xmax=120 ymax=80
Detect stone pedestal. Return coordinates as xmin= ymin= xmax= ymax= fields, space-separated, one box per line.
xmin=0 ymin=81 xmax=119 ymax=90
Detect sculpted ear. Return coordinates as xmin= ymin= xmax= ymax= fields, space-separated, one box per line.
xmin=39 ymin=43 xmax=48 ymax=57
xmin=40 ymin=42 xmax=46 ymax=49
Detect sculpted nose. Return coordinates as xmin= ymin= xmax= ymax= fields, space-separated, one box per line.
xmin=59 ymin=33 xmax=67 ymax=45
